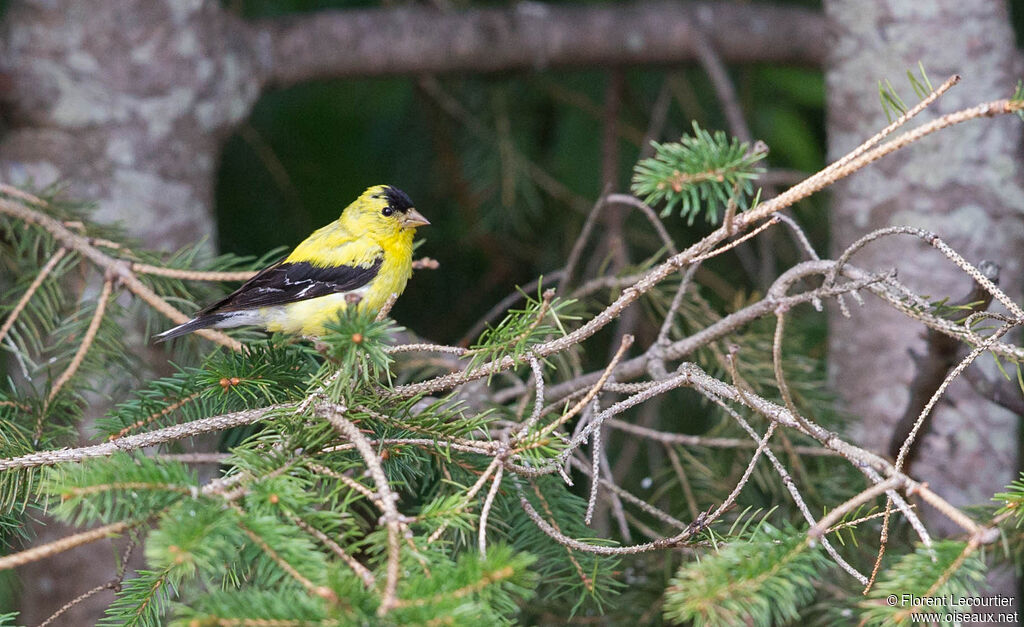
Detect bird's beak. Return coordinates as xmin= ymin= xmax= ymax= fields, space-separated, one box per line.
xmin=402 ymin=208 xmax=430 ymax=228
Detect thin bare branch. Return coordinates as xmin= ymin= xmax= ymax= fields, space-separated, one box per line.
xmin=0 ymin=406 xmax=281 ymax=471
xmin=318 ymin=404 xmax=404 ymax=615
xmin=0 ymin=522 xmax=133 ymax=571
xmin=478 ymin=464 xmax=504 ymax=557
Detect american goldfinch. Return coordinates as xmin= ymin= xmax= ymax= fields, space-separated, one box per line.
xmin=156 ymin=185 xmax=429 ymax=341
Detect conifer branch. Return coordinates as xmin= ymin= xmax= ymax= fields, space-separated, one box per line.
xmin=0 ymin=406 xmax=280 ymax=471
xmin=520 ymin=494 xmax=699 ymax=555
xmin=808 ymin=478 xmax=903 ymax=541
xmin=0 ymin=247 xmax=67 ymax=347
xmin=0 ymin=194 xmax=243 ymax=351
xmin=237 ymin=515 xmax=338 ymax=604
xmin=428 ymin=456 xmax=503 ymax=544
xmin=0 ymin=521 xmax=133 ymax=570
xmin=393 ymin=565 xmax=517 ymax=609
xmin=127 ymin=262 xmax=256 ymax=282
xmin=478 ymin=464 xmax=504 ymax=557
xmin=43 ymin=278 xmax=114 ymax=408
xmin=110 ymin=392 xmax=203 ymax=440
xmin=288 ymin=512 xmax=376 ymax=588
xmin=317 ymin=404 xmax=404 ymax=616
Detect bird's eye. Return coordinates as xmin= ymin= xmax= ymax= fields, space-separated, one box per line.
xmin=381 ymin=206 xmax=394 ymax=217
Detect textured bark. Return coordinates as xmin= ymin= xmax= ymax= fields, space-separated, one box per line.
xmin=254 ymin=1 xmax=826 ymax=88
xmin=824 ymin=0 xmax=1023 ymax=606
xmin=0 ymin=0 xmax=261 ymax=251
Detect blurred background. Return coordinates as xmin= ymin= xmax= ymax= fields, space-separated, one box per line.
xmin=216 ymin=2 xmax=827 ymax=344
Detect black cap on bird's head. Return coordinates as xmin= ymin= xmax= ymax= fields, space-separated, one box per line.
xmin=383 ymin=186 xmax=414 ymax=214
xmin=366 ymin=184 xmax=429 ymax=228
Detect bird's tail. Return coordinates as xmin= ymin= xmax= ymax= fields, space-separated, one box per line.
xmin=153 ymin=314 xmax=229 ymax=343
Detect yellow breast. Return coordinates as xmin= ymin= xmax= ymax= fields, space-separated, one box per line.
xmin=263 ymin=227 xmax=415 ymax=336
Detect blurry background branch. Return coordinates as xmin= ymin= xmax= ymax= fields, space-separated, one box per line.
xmin=255 ymin=2 xmax=826 ymax=86
xmin=251 ymin=1 xmax=827 ymax=87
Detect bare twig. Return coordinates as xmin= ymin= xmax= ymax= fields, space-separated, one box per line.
xmin=707 ymin=392 xmax=868 ymax=584
xmin=129 ymin=263 xmax=256 ymax=282
xmin=0 ymin=521 xmax=133 ymax=571
xmin=692 ymin=29 xmax=751 ymax=144
xmin=567 ymin=454 xmax=688 ymax=531
xmin=888 ymin=261 xmax=999 ymax=463
xmin=704 ymin=422 xmax=776 ymax=527
xmin=893 ymin=322 xmax=1016 ymax=474
xmin=289 ymin=513 xmax=375 ymax=588
xmin=375 ymin=292 xmax=400 ymax=322
xmin=606 ymin=418 xmax=836 ymax=456
xmin=559 ymin=196 xmax=607 ymax=293
xmin=318 ymin=404 xmax=404 ymax=615
xmin=0 ymin=406 xmax=281 ymax=471
xmin=478 ymin=464 xmax=504 ymax=556
xmin=512 ymin=356 xmax=547 ymax=441
xmin=605 ymin=194 xmax=679 ymax=256
xmin=808 ymin=478 xmax=903 ymax=540
xmin=584 ymin=425 xmax=603 ymax=526
xmin=534 ymin=334 xmax=633 ymax=441
xmin=520 ymin=494 xmax=699 ymax=555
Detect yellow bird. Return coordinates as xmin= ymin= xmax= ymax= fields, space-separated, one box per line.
xmin=156 ymin=185 xmax=429 ymax=341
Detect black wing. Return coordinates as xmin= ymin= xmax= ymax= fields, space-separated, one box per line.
xmin=200 ymin=258 xmax=383 ymax=314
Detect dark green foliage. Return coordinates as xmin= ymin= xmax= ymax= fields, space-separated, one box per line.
xmin=467 ymin=285 xmax=578 ymax=374
xmin=145 ymin=501 xmax=247 ymax=583
xmin=0 ymin=392 xmax=38 ymax=511
xmin=199 ymin=340 xmax=318 ymax=407
xmin=990 ymin=471 xmax=1024 ymax=565
xmin=44 ymin=454 xmax=198 ymax=525
xmin=663 ymin=523 xmax=828 ymax=626
xmin=170 ymin=588 xmax=334 ymax=626
xmin=319 ymin=311 xmax=401 ymax=388
xmin=631 ymin=122 xmax=766 ymax=224
xmin=20 ymin=311 xmax=553 ymax=625
xmin=391 ymin=546 xmax=539 ymax=626
xmin=98 ymin=568 xmax=176 ymax=627
xmin=995 ymin=472 xmax=1024 ymax=524
xmin=859 ymin=541 xmax=987 ymax=626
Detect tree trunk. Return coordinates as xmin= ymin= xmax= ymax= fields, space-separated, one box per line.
xmin=824 ymin=0 xmax=1023 ymax=606
xmin=0 ymin=0 xmax=263 ymax=251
